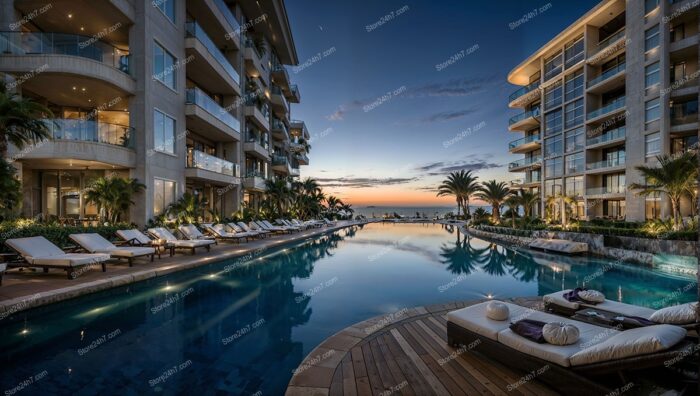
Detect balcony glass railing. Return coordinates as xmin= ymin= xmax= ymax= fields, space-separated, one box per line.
xmin=590 ymin=28 xmax=626 ymax=56
xmin=587 ymin=63 xmax=626 ymax=88
xmin=246 ymin=131 xmax=269 ymax=150
xmin=245 ymin=170 xmax=266 ymax=178
xmin=213 ymin=0 xmax=241 ymax=35
xmin=271 ymin=118 xmax=288 ymax=135
xmin=587 ymin=156 xmax=625 ymax=170
xmin=272 ymin=154 xmax=289 ymax=166
xmin=586 ymin=185 xmax=626 ymax=195
xmin=509 ymin=108 xmax=541 ymax=126
xmin=270 ymin=85 xmax=289 ymax=109
xmin=44 ymin=118 xmax=134 ymax=148
xmin=187 ymin=149 xmax=236 ymax=176
xmin=0 ymin=31 xmax=130 ymax=74
xmin=509 ymin=134 xmax=540 ymax=150
xmin=587 ymin=127 xmax=626 ymax=146
xmin=509 ymin=156 xmax=541 ymax=169
xmin=185 ymin=21 xmax=240 ymax=84
xmin=671 ymin=100 xmax=699 ymax=126
xmin=186 ymin=87 xmax=241 ymax=132
xmin=245 ymin=38 xmax=264 ymax=61
xmin=587 ymin=97 xmax=625 ymax=120
xmin=290 ymin=84 xmax=300 ymax=99
xmin=509 ymin=81 xmax=541 ymax=103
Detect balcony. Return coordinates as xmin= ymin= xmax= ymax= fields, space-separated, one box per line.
xmin=508 ymin=108 xmax=541 ymax=131
xmin=270 ymin=85 xmax=290 ymax=115
xmin=185 ymin=87 xmax=241 ymax=141
xmin=587 ymin=63 xmax=626 ymax=93
xmin=287 ymin=84 xmax=301 ymax=104
xmin=508 ymin=134 xmax=541 ymax=153
xmin=587 ymin=97 xmax=625 ymax=123
xmin=0 ymin=31 xmax=135 ymax=95
xmin=290 ymin=119 xmax=310 ymax=140
xmin=587 ymin=28 xmax=626 ymax=65
xmin=271 ymin=118 xmax=289 ymax=140
xmin=244 ymin=38 xmax=268 ymax=84
xmin=186 ymin=149 xmax=240 ymax=185
xmin=244 ymin=102 xmax=271 ymax=132
xmin=586 ymin=185 xmax=626 ymax=198
xmin=271 ymin=62 xmax=291 ymax=91
xmin=10 ymin=118 xmax=136 ymax=168
xmin=508 ymin=156 xmax=541 ymax=171
xmin=587 ymin=127 xmax=626 ymax=148
xmin=670 ymin=34 xmax=699 ymax=54
xmin=586 ymin=157 xmax=625 ymax=173
xmin=510 ymin=176 xmax=541 ymax=188
xmin=670 ymin=100 xmax=699 ymax=132
xmin=185 ymin=21 xmax=240 ymax=94
xmin=243 ymin=171 xmax=267 ymax=192
xmin=508 ymin=81 xmax=541 ymax=108
xmin=295 ymin=152 xmax=309 ymax=165
xmin=244 ymin=132 xmax=271 ymax=160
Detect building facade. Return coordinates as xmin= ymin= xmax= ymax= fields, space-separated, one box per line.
xmin=508 ymin=0 xmax=698 ymax=222
xmin=0 ymin=0 xmax=309 ymax=226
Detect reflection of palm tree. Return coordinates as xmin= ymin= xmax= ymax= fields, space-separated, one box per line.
xmin=479 ymin=244 xmax=509 ymax=276
xmin=507 ymin=250 xmax=540 ymax=282
xmin=439 ymin=237 xmax=478 ymax=275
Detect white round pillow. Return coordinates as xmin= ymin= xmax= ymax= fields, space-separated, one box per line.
xmin=542 ymin=322 xmax=580 ymax=345
xmin=650 ymin=302 xmax=698 ymax=324
xmin=485 ymin=301 xmax=509 ymax=321
xmin=578 ymin=290 xmax=605 ymax=303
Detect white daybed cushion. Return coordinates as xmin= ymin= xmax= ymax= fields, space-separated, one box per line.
xmin=579 ymin=290 xmax=605 ymax=303
xmin=650 ymin=303 xmax=698 ymax=325
xmin=544 ymin=290 xmax=580 ymax=311
xmin=31 ymin=253 xmax=110 ymax=266
xmin=117 ymin=230 xmax=152 ymax=245
xmin=70 ymin=233 xmax=117 ymax=252
xmin=101 ymin=247 xmax=155 ymax=257
xmin=497 ymin=310 xmax=619 ymax=367
xmin=543 ymin=322 xmax=580 ymax=346
xmin=171 ymin=239 xmax=214 ymax=248
xmin=447 ymin=301 xmax=533 ymax=340
xmin=486 ymin=301 xmax=510 ymax=321
xmin=179 ymin=224 xmax=203 ymax=239
xmin=569 ymin=325 xmax=687 ymax=366
xmin=544 ymin=290 xmax=657 ymax=319
xmin=7 ymin=236 xmax=67 ymax=258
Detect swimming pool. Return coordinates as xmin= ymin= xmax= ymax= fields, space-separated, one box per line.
xmin=0 ymin=223 xmax=695 ymax=395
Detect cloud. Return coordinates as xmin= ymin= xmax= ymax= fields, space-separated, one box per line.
xmin=421 ymin=108 xmax=477 ymax=123
xmin=325 ymin=100 xmax=365 ymax=121
xmin=414 ymin=157 xmax=503 ymax=176
xmin=316 ymin=177 xmax=418 ymax=189
xmin=405 ymin=76 xmax=500 ymax=98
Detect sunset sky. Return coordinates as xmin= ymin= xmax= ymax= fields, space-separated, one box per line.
xmin=287 ymin=0 xmax=600 ymax=207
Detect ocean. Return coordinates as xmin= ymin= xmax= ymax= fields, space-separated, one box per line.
xmin=352 ymin=206 xmax=489 ymax=218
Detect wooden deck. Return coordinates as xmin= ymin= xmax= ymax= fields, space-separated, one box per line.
xmin=286 ymin=298 xmax=560 ymax=396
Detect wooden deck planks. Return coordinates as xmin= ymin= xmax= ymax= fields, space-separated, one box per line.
xmin=290 ymin=300 xmax=559 ymax=396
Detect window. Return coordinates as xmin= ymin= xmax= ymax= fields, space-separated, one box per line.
xmin=645 ymin=132 xmax=661 ymax=158
xmin=544 ymin=109 xmax=562 ymax=136
xmin=154 ymin=109 xmax=176 ymax=154
xmin=153 ymin=42 xmax=177 ymax=89
xmin=565 ymin=152 xmax=584 ymax=174
xmin=565 ymin=127 xmax=584 ymax=152
xmin=672 ymin=135 xmax=699 ymax=154
xmin=544 ymin=134 xmax=563 ymax=157
xmin=564 ymin=70 xmax=583 ymax=101
xmin=544 ymin=82 xmax=562 ymax=110
xmin=564 ymin=36 xmax=584 ymax=67
xmin=645 ymin=192 xmax=661 ymax=220
xmin=564 ymin=99 xmax=584 ymax=129
xmin=671 ymin=62 xmax=687 ymax=83
xmin=154 ymin=0 xmax=176 ymax=22
xmin=645 ymin=0 xmax=659 ymax=14
xmin=545 ymin=157 xmax=563 ymax=178
xmin=544 ymin=52 xmax=562 ymax=81
xmin=604 ymin=173 xmax=626 ymax=194
xmin=565 ymin=176 xmax=583 ymax=197
xmin=670 ymin=23 xmax=685 ymax=43
xmin=604 ymin=200 xmax=626 ymax=219
xmin=154 ymin=178 xmax=176 ymax=216
xmin=645 ymin=62 xmax=660 ymax=88
xmin=645 ymin=98 xmax=661 ymax=126
xmin=645 ymin=25 xmax=660 ymax=52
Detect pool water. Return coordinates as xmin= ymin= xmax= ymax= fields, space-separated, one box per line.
xmin=0 ymin=223 xmax=695 ymax=395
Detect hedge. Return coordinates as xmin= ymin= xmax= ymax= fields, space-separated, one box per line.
xmin=477 ymin=223 xmax=696 ymax=241
xmin=0 ymin=222 xmax=133 ymax=253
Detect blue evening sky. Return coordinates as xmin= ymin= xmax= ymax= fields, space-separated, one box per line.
xmin=286 ymin=0 xmax=600 ymax=206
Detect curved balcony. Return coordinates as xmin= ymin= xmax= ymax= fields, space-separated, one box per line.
xmin=185 ymin=87 xmax=241 ymax=141
xmin=185 ymin=21 xmax=240 ymax=95
xmin=0 ymin=31 xmax=134 ymax=95
xmin=10 ymin=119 xmax=136 ymax=168
xmin=508 ymin=108 xmax=540 ymax=131
xmin=508 ymin=134 xmax=540 ymax=153
xmin=508 ymin=81 xmax=541 ymax=108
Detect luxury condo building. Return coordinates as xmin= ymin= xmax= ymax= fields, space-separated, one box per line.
xmin=508 ymin=0 xmax=698 ymax=222
xmin=0 ymin=0 xmax=309 ymax=226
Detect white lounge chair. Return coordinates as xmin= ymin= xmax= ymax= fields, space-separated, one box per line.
xmin=201 ymin=223 xmax=251 ymax=243
xmin=179 ymin=224 xmax=217 ymax=244
xmin=69 ymin=233 xmax=156 ymax=266
xmin=228 ymin=223 xmax=265 ymax=238
xmin=148 ymin=227 xmax=215 ymax=255
xmin=238 ymin=222 xmax=270 ymax=237
xmin=277 ymin=219 xmax=302 ymax=230
xmin=253 ymin=220 xmax=288 ymax=234
xmin=263 ymin=220 xmax=295 ymax=232
xmin=117 ymin=229 xmax=170 ymax=258
xmin=5 ymin=236 xmax=110 ymax=279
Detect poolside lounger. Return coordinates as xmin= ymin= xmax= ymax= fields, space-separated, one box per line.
xmin=277 ymin=219 xmax=302 ymax=230
xmin=148 ymin=227 xmax=215 ymax=254
xmin=179 ymin=224 xmax=218 ymax=244
xmin=5 ymin=236 xmax=110 ymax=279
xmin=201 ymin=223 xmax=251 ymax=243
xmin=264 ymin=220 xmax=296 ymax=232
xmin=117 ymin=229 xmax=170 ymax=258
xmin=447 ymin=301 xmax=692 ymax=395
xmin=253 ymin=220 xmax=289 ymax=234
xmin=238 ymin=222 xmax=270 ymax=237
xmin=228 ymin=223 xmax=265 ymax=238
xmin=69 ymin=233 xmax=155 ymax=266
xmin=323 ymin=218 xmax=335 ymax=226
xmin=544 ymin=289 xmax=699 ymax=330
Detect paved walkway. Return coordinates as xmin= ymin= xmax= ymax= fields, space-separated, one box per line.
xmin=286 ymin=298 xmax=559 ymax=396
xmin=0 ymin=221 xmax=366 ymax=315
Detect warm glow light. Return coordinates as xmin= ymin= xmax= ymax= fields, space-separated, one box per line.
xmin=20 ymin=329 xmax=29 ymax=335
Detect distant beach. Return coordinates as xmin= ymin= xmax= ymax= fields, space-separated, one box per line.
xmin=352 ymin=206 xmax=490 ymax=218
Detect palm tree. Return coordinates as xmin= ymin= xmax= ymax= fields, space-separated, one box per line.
xmin=265 ymin=179 xmax=292 ymax=217
xmin=517 ymin=189 xmax=540 ymax=218
xmin=84 ymin=177 xmax=146 ymax=224
xmin=504 ymin=195 xmax=520 ymax=228
xmin=472 ymin=207 xmax=488 ymax=223
xmin=436 ymin=170 xmax=479 ymax=217
xmin=545 ymin=194 xmax=575 ymax=225
xmin=629 ymin=152 xmax=698 ymax=230
xmin=0 ymin=159 xmax=21 ymax=220
xmin=325 ymin=195 xmax=341 ymax=213
xmin=166 ymin=191 xmax=210 ymax=225
xmin=476 ymin=180 xmax=511 ymax=224
xmin=0 ymin=85 xmax=54 ymax=158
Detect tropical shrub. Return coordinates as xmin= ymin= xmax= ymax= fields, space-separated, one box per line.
xmin=0 ymin=159 xmax=21 ymax=221
xmin=84 ymin=177 xmax=146 ymax=224
xmin=0 ymin=220 xmax=132 ymax=252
